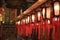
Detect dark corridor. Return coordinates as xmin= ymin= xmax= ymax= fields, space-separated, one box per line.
xmin=0 ymin=25 xmax=17 ymax=40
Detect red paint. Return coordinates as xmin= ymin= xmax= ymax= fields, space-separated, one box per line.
xmin=53 ymin=18 xmax=60 ymax=40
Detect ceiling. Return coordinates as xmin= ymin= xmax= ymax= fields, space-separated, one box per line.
xmin=0 ymin=0 xmax=37 ymax=8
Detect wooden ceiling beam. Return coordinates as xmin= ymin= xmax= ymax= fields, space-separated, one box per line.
xmin=15 ymin=0 xmax=48 ymax=21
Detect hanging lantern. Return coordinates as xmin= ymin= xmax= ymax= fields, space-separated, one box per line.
xmin=42 ymin=8 xmax=46 ymax=19
xmin=54 ymin=1 xmax=60 ymax=16
xmin=46 ymin=7 xmax=51 ymax=19
xmin=37 ymin=12 xmax=41 ymax=21
xmin=31 ymin=14 xmax=35 ymax=23
xmin=53 ymin=1 xmax=60 ymax=21
xmin=26 ymin=17 xmax=28 ymax=24
xmin=53 ymin=1 xmax=60 ymax=40
xmin=27 ymin=16 xmax=30 ymax=24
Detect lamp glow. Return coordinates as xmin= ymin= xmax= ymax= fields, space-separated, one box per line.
xmin=42 ymin=8 xmax=45 ymax=19
xmin=2 ymin=21 xmax=5 ymax=24
xmin=46 ymin=7 xmax=51 ymax=19
xmin=17 ymin=21 xmax=20 ymax=25
xmin=54 ymin=17 xmax=57 ymax=21
xmin=0 ymin=14 xmax=2 ymax=21
xmin=54 ymin=2 xmax=59 ymax=16
xmin=48 ymin=20 xmax=50 ymax=24
xmin=32 ymin=14 xmax=35 ymax=22
xmin=37 ymin=12 xmax=41 ymax=21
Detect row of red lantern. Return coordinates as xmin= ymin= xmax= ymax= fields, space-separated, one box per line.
xmin=16 ymin=1 xmax=60 ymax=40
xmin=16 ymin=9 xmax=59 ymax=25
xmin=16 ymin=1 xmax=60 ymax=32
xmin=16 ymin=0 xmax=60 ymax=25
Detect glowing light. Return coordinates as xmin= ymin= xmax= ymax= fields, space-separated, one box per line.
xmin=32 ymin=14 xmax=35 ymax=22
xmin=38 ymin=0 xmax=44 ymax=2
xmin=0 ymin=14 xmax=2 ymax=21
xmin=48 ymin=20 xmax=50 ymax=24
xmin=2 ymin=21 xmax=5 ymax=24
xmin=17 ymin=21 xmax=20 ymax=25
xmin=37 ymin=12 xmax=41 ymax=21
xmin=42 ymin=8 xmax=45 ymax=18
xmin=46 ymin=7 xmax=51 ymax=19
xmin=54 ymin=18 xmax=57 ymax=21
xmin=54 ymin=2 xmax=59 ymax=16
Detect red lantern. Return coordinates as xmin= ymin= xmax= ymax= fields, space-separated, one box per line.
xmin=16 ymin=21 xmax=21 ymax=35
xmin=53 ymin=1 xmax=60 ymax=40
xmin=19 ymin=20 xmax=23 ymax=35
xmin=54 ymin=2 xmax=59 ymax=16
xmin=36 ymin=11 xmax=43 ymax=40
xmin=22 ymin=19 xmax=26 ymax=35
xmin=25 ymin=16 xmax=30 ymax=36
xmin=46 ymin=6 xmax=57 ymax=40
xmin=46 ymin=7 xmax=51 ymax=19
xmin=37 ymin=12 xmax=41 ymax=21
xmin=42 ymin=8 xmax=46 ymax=19
xmin=32 ymin=14 xmax=35 ymax=23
